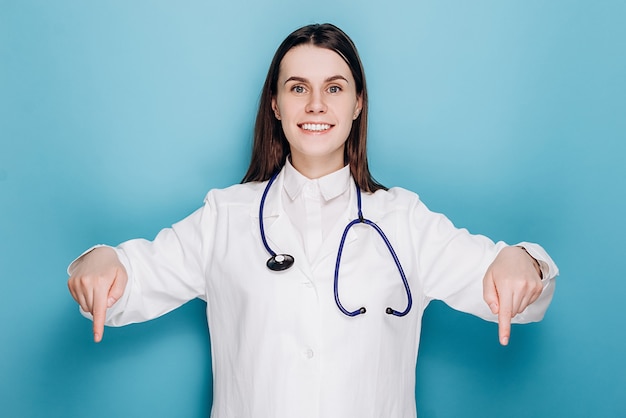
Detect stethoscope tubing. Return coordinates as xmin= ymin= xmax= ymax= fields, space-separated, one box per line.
xmin=259 ymin=172 xmax=280 ymax=257
xmin=333 ymin=184 xmax=413 ymax=317
xmin=259 ymin=170 xmax=413 ymax=317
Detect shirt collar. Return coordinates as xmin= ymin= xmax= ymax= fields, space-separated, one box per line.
xmin=283 ymin=158 xmax=351 ymax=202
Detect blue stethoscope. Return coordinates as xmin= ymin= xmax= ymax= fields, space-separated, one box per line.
xmin=259 ymin=171 xmax=413 ymax=317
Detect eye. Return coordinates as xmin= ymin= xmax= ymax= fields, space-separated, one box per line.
xmin=291 ymin=85 xmax=306 ymax=94
xmin=328 ymin=85 xmax=342 ymax=94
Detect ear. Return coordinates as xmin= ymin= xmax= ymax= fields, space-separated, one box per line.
xmin=353 ymin=94 xmax=363 ymax=120
xmin=271 ymin=97 xmax=281 ymax=120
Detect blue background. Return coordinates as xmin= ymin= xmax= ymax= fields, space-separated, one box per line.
xmin=1 ymin=1 xmax=624 ymax=417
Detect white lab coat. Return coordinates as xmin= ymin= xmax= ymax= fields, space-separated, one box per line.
xmin=90 ymin=167 xmax=558 ymax=418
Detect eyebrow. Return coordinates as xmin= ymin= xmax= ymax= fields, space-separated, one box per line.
xmin=283 ymin=75 xmax=350 ymax=85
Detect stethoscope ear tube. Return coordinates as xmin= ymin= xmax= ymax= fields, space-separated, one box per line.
xmin=333 ymin=215 xmax=413 ymax=318
xmin=333 ymin=184 xmax=413 ymax=318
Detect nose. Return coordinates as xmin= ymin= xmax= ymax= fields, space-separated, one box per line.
xmin=305 ymin=90 xmax=327 ymax=113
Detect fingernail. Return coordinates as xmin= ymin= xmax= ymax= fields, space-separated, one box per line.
xmin=107 ymin=297 xmax=115 ymax=307
xmin=94 ymin=333 xmax=100 ymax=342
xmin=501 ymin=337 xmax=509 ymax=346
xmin=489 ymin=303 xmax=498 ymax=312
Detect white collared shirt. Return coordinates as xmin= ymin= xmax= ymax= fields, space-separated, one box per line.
xmin=82 ymin=164 xmax=558 ymax=418
xmin=282 ymin=159 xmax=351 ymax=263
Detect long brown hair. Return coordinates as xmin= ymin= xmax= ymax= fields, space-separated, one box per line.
xmin=241 ymin=23 xmax=386 ymax=192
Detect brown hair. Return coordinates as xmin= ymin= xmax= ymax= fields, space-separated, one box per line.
xmin=241 ymin=23 xmax=386 ymax=192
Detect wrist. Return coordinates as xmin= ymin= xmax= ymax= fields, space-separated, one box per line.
xmin=516 ymin=246 xmax=543 ymax=280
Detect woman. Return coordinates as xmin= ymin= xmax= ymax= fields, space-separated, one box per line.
xmin=68 ymin=23 xmax=558 ymax=418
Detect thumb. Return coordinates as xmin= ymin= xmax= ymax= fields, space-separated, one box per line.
xmin=483 ymin=270 xmax=499 ymax=314
xmin=107 ymin=268 xmax=128 ymax=308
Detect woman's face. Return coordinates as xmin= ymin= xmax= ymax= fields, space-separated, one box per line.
xmin=272 ymin=44 xmax=362 ymax=178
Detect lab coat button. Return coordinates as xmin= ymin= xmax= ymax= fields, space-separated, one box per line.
xmin=304 ymin=348 xmax=314 ymax=359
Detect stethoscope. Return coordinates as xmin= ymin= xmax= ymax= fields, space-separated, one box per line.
xmin=259 ymin=171 xmax=413 ymax=317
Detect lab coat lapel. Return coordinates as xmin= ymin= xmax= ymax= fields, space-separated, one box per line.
xmin=315 ymin=178 xmax=362 ymax=266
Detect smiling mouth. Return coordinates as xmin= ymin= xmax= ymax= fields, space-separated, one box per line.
xmin=300 ymin=123 xmax=333 ymax=132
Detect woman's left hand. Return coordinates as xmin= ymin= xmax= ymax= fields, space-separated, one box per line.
xmin=483 ymin=246 xmax=543 ymax=346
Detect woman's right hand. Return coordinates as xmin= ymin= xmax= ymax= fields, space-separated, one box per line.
xmin=67 ymin=246 xmax=128 ymax=343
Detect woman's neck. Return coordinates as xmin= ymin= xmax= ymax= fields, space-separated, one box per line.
xmin=289 ymin=155 xmax=345 ymax=180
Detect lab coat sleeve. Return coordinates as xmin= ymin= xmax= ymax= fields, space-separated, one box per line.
xmin=409 ymin=195 xmax=558 ymax=323
xmin=74 ymin=201 xmax=213 ymax=327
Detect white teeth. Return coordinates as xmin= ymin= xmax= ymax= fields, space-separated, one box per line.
xmin=301 ymin=123 xmax=331 ymax=132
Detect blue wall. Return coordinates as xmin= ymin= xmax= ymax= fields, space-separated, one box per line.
xmin=1 ymin=1 xmax=624 ymax=417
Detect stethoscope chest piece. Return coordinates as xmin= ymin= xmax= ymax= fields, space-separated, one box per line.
xmin=266 ymin=253 xmax=295 ymax=271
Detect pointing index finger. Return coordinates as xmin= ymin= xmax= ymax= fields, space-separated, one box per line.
xmin=92 ymin=285 xmax=108 ymax=343
xmin=498 ymin=297 xmax=513 ymax=346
